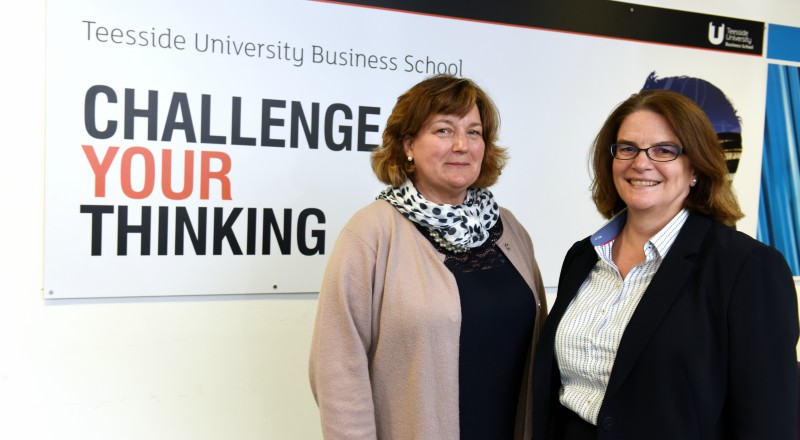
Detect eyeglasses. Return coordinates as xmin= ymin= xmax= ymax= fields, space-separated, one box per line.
xmin=610 ymin=143 xmax=684 ymax=162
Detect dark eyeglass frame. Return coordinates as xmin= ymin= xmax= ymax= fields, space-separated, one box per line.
xmin=610 ymin=143 xmax=685 ymax=162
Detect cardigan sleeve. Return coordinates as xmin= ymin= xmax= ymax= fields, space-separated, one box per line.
xmin=727 ymin=243 xmax=799 ymax=439
xmin=309 ymin=224 xmax=379 ymax=440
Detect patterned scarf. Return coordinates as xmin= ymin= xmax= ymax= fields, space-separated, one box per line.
xmin=376 ymin=179 xmax=500 ymax=251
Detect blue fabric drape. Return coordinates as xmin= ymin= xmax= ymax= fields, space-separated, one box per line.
xmin=758 ymin=64 xmax=800 ymax=275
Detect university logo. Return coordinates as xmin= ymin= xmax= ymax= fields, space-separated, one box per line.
xmin=708 ymin=22 xmax=725 ymax=45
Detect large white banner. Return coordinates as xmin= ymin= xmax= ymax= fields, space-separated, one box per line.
xmin=44 ymin=0 xmax=769 ymax=298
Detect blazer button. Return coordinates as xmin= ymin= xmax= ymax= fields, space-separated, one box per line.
xmin=601 ymin=416 xmax=616 ymax=432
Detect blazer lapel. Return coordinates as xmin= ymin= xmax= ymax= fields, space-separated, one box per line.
xmin=536 ymin=239 xmax=599 ymax=414
xmin=604 ymin=213 xmax=710 ymax=397
xmin=550 ymin=240 xmax=599 ymax=323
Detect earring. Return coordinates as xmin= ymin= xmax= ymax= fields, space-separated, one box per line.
xmin=691 ymin=178 xmax=697 ymax=186
xmin=407 ymin=156 xmax=413 ymax=162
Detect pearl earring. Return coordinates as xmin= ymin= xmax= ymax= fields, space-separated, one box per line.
xmin=408 ymin=156 xmax=413 ymax=162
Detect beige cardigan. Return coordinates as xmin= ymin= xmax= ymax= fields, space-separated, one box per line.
xmin=309 ymin=200 xmax=547 ymax=439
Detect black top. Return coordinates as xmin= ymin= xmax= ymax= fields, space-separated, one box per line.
xmin=418 ymin=218 xmax=536 ymax=439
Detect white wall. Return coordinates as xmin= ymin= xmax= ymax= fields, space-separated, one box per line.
xmin=1 ymin=1 xmax=798 ymax=439
xmin=2 ymin=3 xmax=319 ymax=438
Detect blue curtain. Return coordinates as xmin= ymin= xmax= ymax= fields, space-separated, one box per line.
xmin=758 ymin=64 xmax=800 ymax=275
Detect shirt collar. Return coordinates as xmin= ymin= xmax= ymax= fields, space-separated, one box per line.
xmin=590 ymin=209 xmax=627 ymax=247
xmin=590 ymin=208 xmax=690 ymax=258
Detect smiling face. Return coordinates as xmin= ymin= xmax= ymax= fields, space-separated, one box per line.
xmin=613 ymin=110 xmax=696 ymax=222
xmin=403 ymin=105 xmax=485 ymax=204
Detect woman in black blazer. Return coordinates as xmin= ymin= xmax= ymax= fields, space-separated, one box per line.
xmin=532 ymin=89 xmax=799 ymax=439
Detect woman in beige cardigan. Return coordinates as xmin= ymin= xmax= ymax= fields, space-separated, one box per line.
xmin=309 ymin=74 xmax=548 ymax=440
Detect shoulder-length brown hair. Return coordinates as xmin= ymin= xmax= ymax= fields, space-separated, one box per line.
xmin=371 ymin=74 xmax=507 ymax=188
xmin=590 ymin=89 xmax=743 ymax=226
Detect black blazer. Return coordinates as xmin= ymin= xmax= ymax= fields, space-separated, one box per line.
xmin=532 ymin=213 xmax=799 ymax=439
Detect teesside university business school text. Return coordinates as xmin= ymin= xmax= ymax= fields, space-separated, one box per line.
xmin=82 ymin=20 xmax=466 ymax=75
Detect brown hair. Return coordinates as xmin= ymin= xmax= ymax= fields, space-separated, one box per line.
xmin=371 ymin=74 xmax=507 ymax=188
xmin=590 ymin=89 xmax=743 ymax=226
